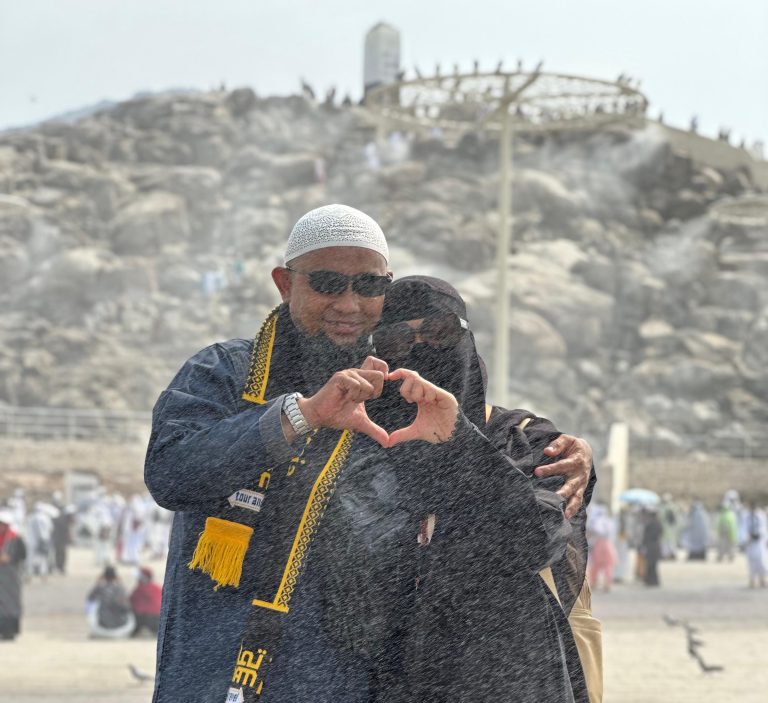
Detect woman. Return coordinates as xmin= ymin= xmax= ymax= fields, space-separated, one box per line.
xmin=587 ymin=504 xmax=617 ymax=592
xmin=129 ymin=566 xmax=163 ymax=636
xmin=373 ymin=276 xmax=591 ymax=701
xmin=271 ymin=276 xmax=591 ymax=702
xmin=0 ymin=508 xmax=27 ymax=641
xmin=684 ymin=501 xmax=710 ymax=561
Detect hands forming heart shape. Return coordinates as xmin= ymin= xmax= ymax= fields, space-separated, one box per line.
xmin=297 ymin=356 xmax=459 ymax=448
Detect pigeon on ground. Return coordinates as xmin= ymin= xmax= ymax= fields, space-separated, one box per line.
xmin=129 ymin=664 xmax=154 ymax=683
xmin=691 ymin=651 xmax=724 ymax=674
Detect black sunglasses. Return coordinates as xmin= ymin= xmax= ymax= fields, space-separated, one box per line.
xmin=286 ymin=267 xmax=392 ymax=298
xmin=372 ymin=313 xmax=469 ymax=360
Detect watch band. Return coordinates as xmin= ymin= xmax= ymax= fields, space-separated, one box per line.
xmin=282 ymin=392 xmax=312 ymax=436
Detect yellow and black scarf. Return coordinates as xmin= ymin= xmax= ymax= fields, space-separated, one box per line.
xmin=187 ymin=304 xmax=359 ymax=701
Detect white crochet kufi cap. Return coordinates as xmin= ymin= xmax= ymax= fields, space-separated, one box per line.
xmin=284 ymin=204 xmax=389 ymax=265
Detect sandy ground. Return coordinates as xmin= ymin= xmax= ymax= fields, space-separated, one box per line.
xmin=595 ymin=556 xmax=768 ymax=702
xmin=0 ymin=546 xmax=766 ymax=702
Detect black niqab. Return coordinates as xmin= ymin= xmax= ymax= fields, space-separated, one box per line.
xmin=369 ymin=275 xmax=486 ymax=431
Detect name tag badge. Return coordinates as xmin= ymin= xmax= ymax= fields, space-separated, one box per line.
xmin=225 ymin=687 xmax=244 ymax=703
xmin=228 ymin=489 xmax=265 ymax=513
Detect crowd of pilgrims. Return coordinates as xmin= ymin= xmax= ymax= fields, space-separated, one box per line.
xmin=0 ymin=488 xmax=170 ymax=640
xmin=2 ymin=483 xmax=766 ymax=645
xmin=585 ymin=489 xmax=768 ymax=591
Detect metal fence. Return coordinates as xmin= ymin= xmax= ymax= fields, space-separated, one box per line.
xmin=632 ymin=432 xmax=768 ymax=460
xmin=0 ymin=405 xmax=152 ymax=443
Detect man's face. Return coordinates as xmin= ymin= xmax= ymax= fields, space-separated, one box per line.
xmin=272 ymin=247 xmax=391 ymax=347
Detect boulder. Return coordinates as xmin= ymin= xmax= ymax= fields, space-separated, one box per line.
xmin=131 ymin=166 xmax=222 ymax=208
xmin=646 ymin=220 xmax=718 ymax=286
xmin=43 ymin=327 xmax=93 ymax=364
xmin=0 ymin=236 xmax=31 ymax=288
xmin=226 ymin=88 xmax=258 ymax=118
xmin=689 ymin=306 xmax=754 ymax=341
xmin=26 ymin=247 xmax=118 ymax=321
xmin=704 ymin=272 xmax=763 ymax=311
xmin=741 ymin=311 xmax=768 ymax=375
xmin=639 ymin=318 xmax=683 ymax=357
xmin=110 ymin=191 xmax=190 ymax=255
xmin=378 ymin=162 xmax=427 ymax=194
xmin=503 ymin=248 xmax=614 ymax=356
xmin=725 ymin=388 xmax=768 ymax=423
xmin=420 ymin=176 xmax=486 ymax=210
xmin=0 ymin=194 xmax=36 ymax=240
xmin=503 ymin=308 xmax=569 ymax=382
xmin=443 ymin=218 xmax=496 ymax=271
xmin=157 ymin=263 xmax=202 ymax=298
xmin=513 ymin=169 xmax=585 ymax=228
xmin=135 ymin=133 xmax=193 ymax=164
xmin=268 ymin=154 xmax=319 ymax=188
xmin=41 ymin=160 xmax=134 ymax=220
xmin=225 ymin=145 xmax=272 ymax=179
xmin=628 ymin=356 xmax=736 ymax=401
xmin=223 ymin=207 xmax=289 ymax=254
xmin=680 ymin=330 xmax=741 ymax=365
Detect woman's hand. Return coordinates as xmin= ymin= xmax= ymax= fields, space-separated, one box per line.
xmin=385 ymin=369 xmax=459 ymax=446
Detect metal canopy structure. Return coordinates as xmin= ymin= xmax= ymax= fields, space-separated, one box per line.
xmin=365 ymin=70 xmax=648 ymax=136
xmin=366 ymin=69 xmax=648 ymax=406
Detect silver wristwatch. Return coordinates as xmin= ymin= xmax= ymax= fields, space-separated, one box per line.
xmin=282 ymin=392 xmax=312 ymax=436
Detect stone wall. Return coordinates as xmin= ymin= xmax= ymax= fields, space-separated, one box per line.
xmin=0 ymin=438 xmax=147 ymax=496
xmin=593 ymin=456 xmax=768 ymax=506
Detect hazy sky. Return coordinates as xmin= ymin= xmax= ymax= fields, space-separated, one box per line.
xmin=1 ymin=0 xmax=766 ymax=144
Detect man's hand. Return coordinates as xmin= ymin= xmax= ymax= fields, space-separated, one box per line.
xmin=359 ymin=355 xmax=389 ymax=376
xmin=299 ymin=367 xmax=389 ymax=446
xmin=534 ymin=435 xmax=593 ymax=519
xmin=385 ymin=369 xmax=459 ymax=447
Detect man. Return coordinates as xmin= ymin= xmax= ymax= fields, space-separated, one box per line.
xmin=715 ymin=502 xmax=738 ymax=563
xmin=25 ymin=502 xmax=53 ymax=580
xmin=742 ymin=502 xmax=767 ymax=589
xmin=90 ymin=489 xmax=115 ymax=567
xmin=145 ymin=204 xmax=593 ymax=702
xmin=118 ymin=494 xmax=147 ymax=565
xmin=641 ymin=507 xmax=663 ymax=587
xmin=86 ymin=565 xmax=134 ymax=639
xmin=659 ymin=493 xmax=681 ymax=560
xmin=51 ymin=492 xmax=73 ymax=575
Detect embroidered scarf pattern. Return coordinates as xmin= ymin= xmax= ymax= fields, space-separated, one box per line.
xmin=186 ymin=305 xmax=356 ymax=701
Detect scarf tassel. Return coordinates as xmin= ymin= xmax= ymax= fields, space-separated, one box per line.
xmin=188 ymin=517 xmax=253 ymax=590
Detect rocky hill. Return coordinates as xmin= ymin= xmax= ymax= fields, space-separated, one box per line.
xmin=1 ymin=88 xmax=766 ymax=458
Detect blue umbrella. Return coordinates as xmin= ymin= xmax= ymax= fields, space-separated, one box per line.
xmin=619 ymin=488 xmax=660 ymax=506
